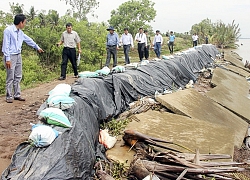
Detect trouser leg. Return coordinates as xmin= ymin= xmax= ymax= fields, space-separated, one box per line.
xmin=123 ymin=45 xmax=130 ymax=64
xmin=61 ymin=48 xmax=69 ymax=78
xmin=158 ymin=43 xmax=162 ymax=57
xmin=68 ymin=48 xmax=78 ymax=76
xmin=111 ymin=46 xmax=117 ymax=67
xmin=139 ymin=43 xmax=145 ymax=61
xmin=105 ymin=47 xmax=112 ymax=67
xmin=137 ymin=43 xmax=141 ymax=60
xmin=5 ymin=55 xmax=17 ymax=100
xmin=144 ymin=45 xmax=149 ymax=59
xmin=13 ymin=54 xmax=22 ymax=98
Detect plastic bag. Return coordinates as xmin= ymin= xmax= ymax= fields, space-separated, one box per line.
xmin=77 ymin=53 xmax=81 ymax=66
xmin=79 ymin=71 xmax=99 ymax=78
xmin=99 ymin=129 xmax=117 ymax=149
xmin=29 ymin=124 xmax=59 ymax=147
xmin=49 ymin=83 xmax=71 ymax=96
xmin=96 ymin=66 xmax=110 ymax=76
xmin=112 ymin=66 xmax=125 ymax=73
xmin=47 ymin=94 xmax=75 ymax=110
xmin=39 ymin=107 xmax=72 ymax=128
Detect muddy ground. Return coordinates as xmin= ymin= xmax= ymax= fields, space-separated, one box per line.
xmin=0 ymin=67 xmax=250 ymax=177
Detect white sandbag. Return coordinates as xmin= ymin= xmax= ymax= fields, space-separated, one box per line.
xmin=49 ymin=84 xmax=71 ymax=96
xmin=29 ymin=124 xmax=59 ymax=147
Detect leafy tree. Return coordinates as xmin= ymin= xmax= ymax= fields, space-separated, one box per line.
xmin=191 ymin=18 xmax=213 ymax=44
xmin=190 ymin=19 xmax=240 ymax=48
xmin=108 ymin=0 xmax=156 ymax=36
xmin=9 ymin=2 xmax=24 ymax=15
xmin=60 ymin=0 xmax=99 ymax=21
xmin=26 ymin=6 xmax=37 ymax=21
xmin=211 ymin=20 xmax=240 ymax=48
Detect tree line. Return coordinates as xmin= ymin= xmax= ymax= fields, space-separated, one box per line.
xmin=0 ymin=0 xmax=241 ymax=94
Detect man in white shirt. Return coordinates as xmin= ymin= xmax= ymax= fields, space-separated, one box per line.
xmin=120 ymin=28 xmax=134 ymax=64
xmin=135 ymin=27 xmax=147 ymax=61
xmin=192 ymin=33 xmax=198 ymax=47
xmin=153 ymin=30 xmax=163 ymax=58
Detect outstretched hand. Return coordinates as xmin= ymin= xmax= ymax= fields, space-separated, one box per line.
xmin=37 ymin=48 xmax=44 ymax=53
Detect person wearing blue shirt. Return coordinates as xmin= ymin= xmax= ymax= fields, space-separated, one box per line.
xmin=105 ymin=26 xmax=119 ymax=67
xmin=2 ymin=14 xmax=44 ymax=103
xmin=168 ymin=31 xmax=175 ymax=54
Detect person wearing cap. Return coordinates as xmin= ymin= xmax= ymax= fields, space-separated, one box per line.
xmin=144 ymin=30 xmax=151 ymax=60
xmin=168 ymin=31 xmax=175 ymax=54
xmin=152 ymin=30 xmax=163 ymax=58
xmin=135 ymin=27 xmax=147 ymax=61
xmin=105 ymin=26 xmax=119 ymax=67
xmin=120 ymin=28 xmax=134 ymax=65
xmin=57 ymin=22 xmax=81 ymax=80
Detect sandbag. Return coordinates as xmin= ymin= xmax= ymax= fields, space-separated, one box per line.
xmin=39 ymin=107 xmax=72 ymax=128
xmin=29 ymin=124 xmax=59 ymax=147
xmin=47 ymin=94 xmax=75 ymax=110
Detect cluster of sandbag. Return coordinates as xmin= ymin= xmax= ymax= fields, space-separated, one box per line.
xmin=2 ymin=44 xmax=220 ymax=180
xmin=28 ymin=84 xmax=73 ymax=148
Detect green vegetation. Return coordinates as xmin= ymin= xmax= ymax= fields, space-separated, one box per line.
xmin=100 ymin=119 xmax=131 ymax=136
xmin=0 ymin=1 xmax=240 ymax=95
xmin=109 ymin=0 xmax=156 ymax=36
xmin=191 ymin=18 xmax=241 ymax=48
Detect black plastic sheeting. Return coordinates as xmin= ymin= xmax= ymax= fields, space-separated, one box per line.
xmin=2 ymin=44 xmax=219 ymax=180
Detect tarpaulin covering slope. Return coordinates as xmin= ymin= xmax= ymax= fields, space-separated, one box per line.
xmin=2 ymin=44 xmax=219 ymax=180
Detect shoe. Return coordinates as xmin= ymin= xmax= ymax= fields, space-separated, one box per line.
xmin=6 ymin=99 xmax=13 ymax=103
xmin=74 ymin=75 xmax=79 ymax=78
xmin=58 ymin=76 xmax=65 ymax=80
xmin=14 ymin=97 xmax=25 ymax=101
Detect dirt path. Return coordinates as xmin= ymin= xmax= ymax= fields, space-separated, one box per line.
xmin=0 ymin=77 xmax=76 ymax=173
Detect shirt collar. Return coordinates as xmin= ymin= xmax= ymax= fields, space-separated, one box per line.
xmin=12 ymin=25 xmax=19 ymax=32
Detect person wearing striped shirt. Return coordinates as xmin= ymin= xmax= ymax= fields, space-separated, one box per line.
xmin=153 ymin=30 xmax=163 ymax=58
xmin=120 ymin=28 xmax=134 ymax=64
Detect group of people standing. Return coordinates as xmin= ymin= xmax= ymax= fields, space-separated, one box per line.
xmin=105 ymin=26 xmax=176 ymax=67
xmin=2 ymin=14 xmax=81 ymax=103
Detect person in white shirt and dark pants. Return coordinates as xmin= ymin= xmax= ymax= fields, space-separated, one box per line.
xmin=120 ymin=28 xmax=134 ymax=65
xmin=153 ymin=30 xmax=163 ymax=58
xmin=192 ymin=33 xmax=198 ymax=47
xmin=135 ymin=27 xmax=147 ymax=61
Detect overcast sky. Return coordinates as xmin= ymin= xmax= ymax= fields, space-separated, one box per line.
xmin=1 ymin=0 xmax=249 ymax=37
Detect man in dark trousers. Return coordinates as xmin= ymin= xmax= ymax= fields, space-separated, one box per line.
xmin=57 ymin=23 xmax=81 ymax=80
xmin=144 ymin=30 xmax=151 ymax=60
xmin=2 ymin=14 xmax=44 ymax=103
xmin=135 ymin=27 xmax=147 ymax=61
xmin=120 ymin=28 xmax=134 ymax=65
xmin=105 ymin=26 xmax=119 ymax=67
xmin=168 ymin=31 xmax=175 ymax=54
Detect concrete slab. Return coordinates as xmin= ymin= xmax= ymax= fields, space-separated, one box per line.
xmin=106 ymin=136 xmax=135 ymax=166
xmin=125 ymin=111 xmax=234 ymax=156
xmin=156 ymin=89 xmax=248 ymax=147
xmin=207 ymin=68 xmax=250 ymax=122
xmin=223 ymin=64 xmax=250 ymax=78
xmin=224 ymin=53 xmax=250 ymax=73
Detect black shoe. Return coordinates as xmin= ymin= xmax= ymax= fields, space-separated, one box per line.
xmin=58 ymin=76 xmax=65 ymax=80
xmin=14 ymin=97 xmax=25 ymax=101
xmin=6 ymin=99 xmax=13 ymax=103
